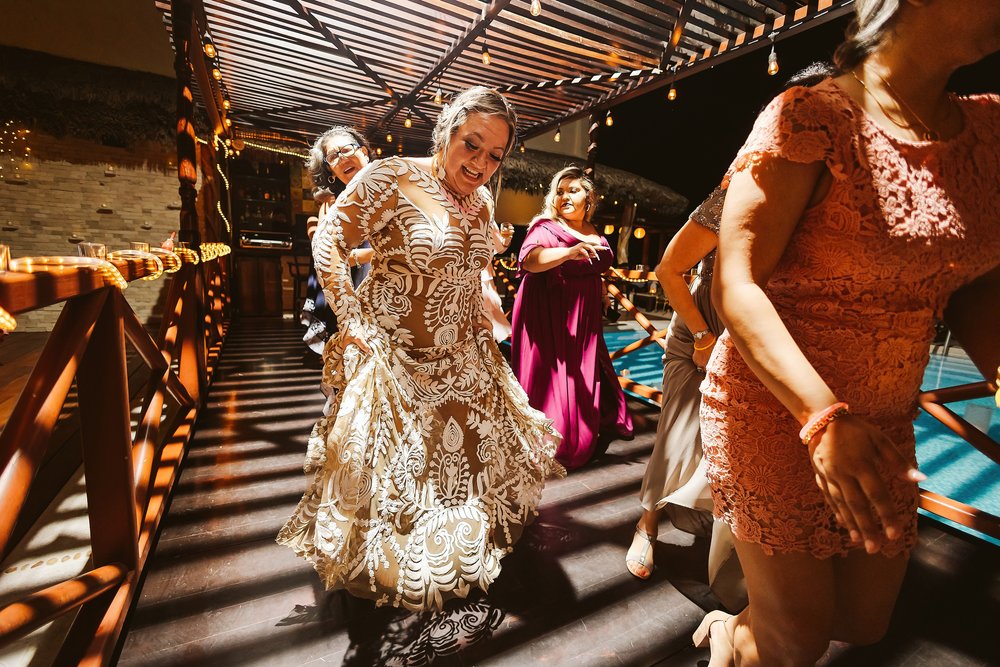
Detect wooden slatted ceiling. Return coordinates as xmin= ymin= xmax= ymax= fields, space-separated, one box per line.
xmin=155 ymin=0 xmax=852 ymax=151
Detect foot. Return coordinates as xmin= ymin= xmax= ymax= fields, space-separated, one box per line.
xmin=692 ymin=609 xmax=735 ymax=667
xmin=625 ymin=527 xmax=656 ymax=579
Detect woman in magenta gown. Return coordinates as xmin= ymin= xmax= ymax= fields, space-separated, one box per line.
xmin=511 ymin=165 xmax=633 ymax=469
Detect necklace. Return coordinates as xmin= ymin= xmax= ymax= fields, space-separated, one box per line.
xmin=851 ymin=69 xmax=940 ymax=141
xmin=431 ymin=155 xmax=476 ymax=216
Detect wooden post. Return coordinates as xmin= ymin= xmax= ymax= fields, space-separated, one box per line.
xmin=172 ymin=0 xmax=201 ymax=248
xmin=585 ymin=112 xmax=599 ymax=180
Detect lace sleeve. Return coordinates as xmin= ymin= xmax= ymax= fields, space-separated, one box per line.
xmin=725 ymin=85 xmax=849 ymax=186
xmin=313 ymin=158 xmax=399 ymax=337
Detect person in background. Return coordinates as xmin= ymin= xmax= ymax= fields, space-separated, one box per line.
xmin=301 ymin=126 xmax=375 ymax=355
xmin=278 ymin=86 xmax=561 ymax=611
xmin=511 ymin=165 xmax=633 ymax=470
xmin=694 ymin=1 xmax=1000 ymax=664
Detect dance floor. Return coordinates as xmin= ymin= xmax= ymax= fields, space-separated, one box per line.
xmin=103 ymin=319 xmax=997 ymax=666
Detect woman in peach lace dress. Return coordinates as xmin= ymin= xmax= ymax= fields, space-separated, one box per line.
xmin=694 ymin=1 xmax=1000 ymax=664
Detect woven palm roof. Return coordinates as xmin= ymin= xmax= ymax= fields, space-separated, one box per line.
xmin=153 ymin=0 xmax=853 ymax=152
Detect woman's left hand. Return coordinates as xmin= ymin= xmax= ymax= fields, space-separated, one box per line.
xmin=692 ymin=335 xmax=716 ymax=371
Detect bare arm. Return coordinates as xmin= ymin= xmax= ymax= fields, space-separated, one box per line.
xmin=943 ymin=263 xmax=1000 ymax=386
xmin=716 ymin=158 xmax=918 ymax=552
xmin=521 ymin=242 xmax=602 ymax=273
xmin=656 ymin=220 xmax=718 ymax=365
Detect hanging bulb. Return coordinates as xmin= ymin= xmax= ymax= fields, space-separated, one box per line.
xmin=481 ymin=40 xmax=491 ymax=66
xmin=554 ymin=126 xmax=561 ymax=143
xmin=203 ymin=41 xmax=217 ymax=59
xmin=603 ymin=224 xmax=615 ymax=235
xmin=434 ymin=87 xmax=443 ymax=105
xmin=386 ymin=131 xmax=393 ymax=143
xmin=633 ymin=227 xmax=646 ymax=239
xmin=767 ymin=44 xmax=779 ymax=76
xmin=212 ymin=67 xmax=222 ymax=81
xmin=667 ymin=84 xmax=677 ymax=101
xmin=376 ymin=147 xmax=383 ymax=156
xmin=518 ymin=143 xmax=526 ymax=153
xmin=222 ymin=98 xmax=231 ymax=110
xmin=224 ymin=118 xmax=232 ymax=128
xmin=605 ymin=110 xmax=614 ymax=127
xmin=404 ymin=112 xmax=412 ymax=129
xmin=530 ymin=0 xmax=542 ymax=16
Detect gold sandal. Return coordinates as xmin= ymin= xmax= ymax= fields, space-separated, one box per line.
xmin=625 ymin=527 xmax=656 ymax=580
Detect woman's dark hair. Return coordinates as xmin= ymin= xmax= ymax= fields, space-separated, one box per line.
xmin=307 ymin=125 xmax=371 ymax=204
xmin=832 ymin=0 xmax=902 ymax=72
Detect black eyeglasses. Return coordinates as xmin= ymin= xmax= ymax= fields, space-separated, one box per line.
xmin=325 ymin=143 xmax=361 ymax=166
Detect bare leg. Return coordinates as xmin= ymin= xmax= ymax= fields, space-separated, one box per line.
xmin=722 ymin=538 xmax=908 ymax=666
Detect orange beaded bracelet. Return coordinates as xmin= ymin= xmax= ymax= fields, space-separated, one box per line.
xmin=799 ymin=402 xmax=850 ymax=446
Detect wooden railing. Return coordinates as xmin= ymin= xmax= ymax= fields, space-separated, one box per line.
xmin=0 ymin=245 xmax=229 ymax=664
xmin=917 ymin=381 xmax=1000 ymax=540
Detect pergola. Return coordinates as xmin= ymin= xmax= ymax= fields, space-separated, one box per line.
xmin=153 ymin=0 xmax=855 ymax=154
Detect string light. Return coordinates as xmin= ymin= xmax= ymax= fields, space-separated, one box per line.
xmin=386 ymin=131 xmax=393 ymax=143
xmin=767 ymin=36 xmax=780 ymax=76
xmin=375 ymin=146 xmax=383 ymax=156
xmin=518 ymin=143 xmax=525 ymax=153
xmin=667 ymin=83 xmax=677 ymax=101
xmin=603 ymin=224 xmax=615 ymax=235
xmin=605 ymin=110 xmax=614 ymax=127
xmin=554 ymin=125 xmax=561 ymax=142
xmin=212 ymin=67 xmax=222 ymax=81
xmin=481 ymin=39 xmax=492 ymax=66
xmin=203 ymin=40 xmax=217 ymax=59
xmin=224 ymin=118 xmax=232 ymax=128
xmin=222 ymin=98 xmax=231 ymax=110
xmin=633 ymin=227 xmax=646 ymax=239
xmin=238 ymin=138 xmax=308 ymax=159
xmin=404 ymin=111 xmax=412 ymax=129
xmin=530 ymin=0 xmax=542 ymax=16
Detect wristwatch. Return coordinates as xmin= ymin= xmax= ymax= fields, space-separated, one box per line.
xmin=692 ymin=329 xmax=711 ymax=342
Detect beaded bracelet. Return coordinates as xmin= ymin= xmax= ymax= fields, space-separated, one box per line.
xmin=799 ymin=402 xmax=850 ymax=446
xmin=693 ymin=336 xmax=715 ymax=351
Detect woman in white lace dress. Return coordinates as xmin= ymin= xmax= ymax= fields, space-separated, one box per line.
xmin=278 ymin=87 xmax=562 ymax=611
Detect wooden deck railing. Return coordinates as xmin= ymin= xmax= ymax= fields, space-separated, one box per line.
xmin=0 ymin=244 xmax=230 ymax=664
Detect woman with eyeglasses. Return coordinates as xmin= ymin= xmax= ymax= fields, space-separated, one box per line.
xmin=299 ymin=127 xmax=376 ymax=357
xmin=278 ymin=86 xmax=561 ymax=612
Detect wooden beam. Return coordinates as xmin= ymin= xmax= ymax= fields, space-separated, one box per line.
xmin=368 ymin=0 xmax=516 ymax=138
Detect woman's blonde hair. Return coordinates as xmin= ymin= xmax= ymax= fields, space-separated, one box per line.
xmin=431 ymin=86 xmax=519 ymax=160
xmin=833 ymin=0 xmax=902 ymax=72
xmin=539 ymin=165 xmax=598 ymax=224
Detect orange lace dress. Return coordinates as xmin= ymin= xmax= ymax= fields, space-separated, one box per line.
xmin=700 ymin=80 xmax=1000 ymax=558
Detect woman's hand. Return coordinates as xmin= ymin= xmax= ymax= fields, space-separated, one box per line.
xmin=807 ymin=414 xmax=924 ymax=553
xmin=568 ymin=242 xmax=603 ymax=264
xmin=692 ymin=335 xmax=716 ymax=371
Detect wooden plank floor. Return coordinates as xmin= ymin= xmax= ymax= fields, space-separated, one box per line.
xmin=115 ymin=320 xmax=999 ymax=666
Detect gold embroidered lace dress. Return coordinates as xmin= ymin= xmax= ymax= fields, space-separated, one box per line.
xmin=277 ymin=157 xmax=561 ymax=611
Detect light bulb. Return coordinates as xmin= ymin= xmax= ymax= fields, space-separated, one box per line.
xmin=519 ymin=143 xmax=526 ymax=153
xmin=404 ymin=114 xmax=412 ymax=129
xmin=224 ymin=118 xmax=232 ymax=128
xmin=434 ymin=87 xmax=443 ymax=105
xmin=554 ymin=126 xmax=561 ymax=142
xmin=482 ymin=42 xmax=491 ymax=66
xmin=530 ymin=0 xmax=542 ymax=16
xmin=767 ymin=45 xmax=779 ymax=76
xmin=212 ymin=68 xmax=222 ymax=81
xmin=386 ymin=132 xmax=393 ymax=143
xmin=222 ymin=98 xmax=231 ymax=110
xmin=376 ymin=147 xmax=382 ymax=156
xmin=633 ymin=227 xmax=646 ymax=239
xmin=603 ymin=224 xmax=615 ymax=235
xmin=203 ymin=42 xmax=217 ymax=59
xmin=605 ymin=110 xmax=614 ymax=127
xmin=667 ymin=84 xmax=677 ymax=101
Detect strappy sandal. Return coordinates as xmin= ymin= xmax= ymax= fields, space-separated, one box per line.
xmin=625 ymin=527 xmax=656 ymax=580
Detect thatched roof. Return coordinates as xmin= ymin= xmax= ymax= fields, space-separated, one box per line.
xmin=501 ymin=150 xmax=688 ymax=220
